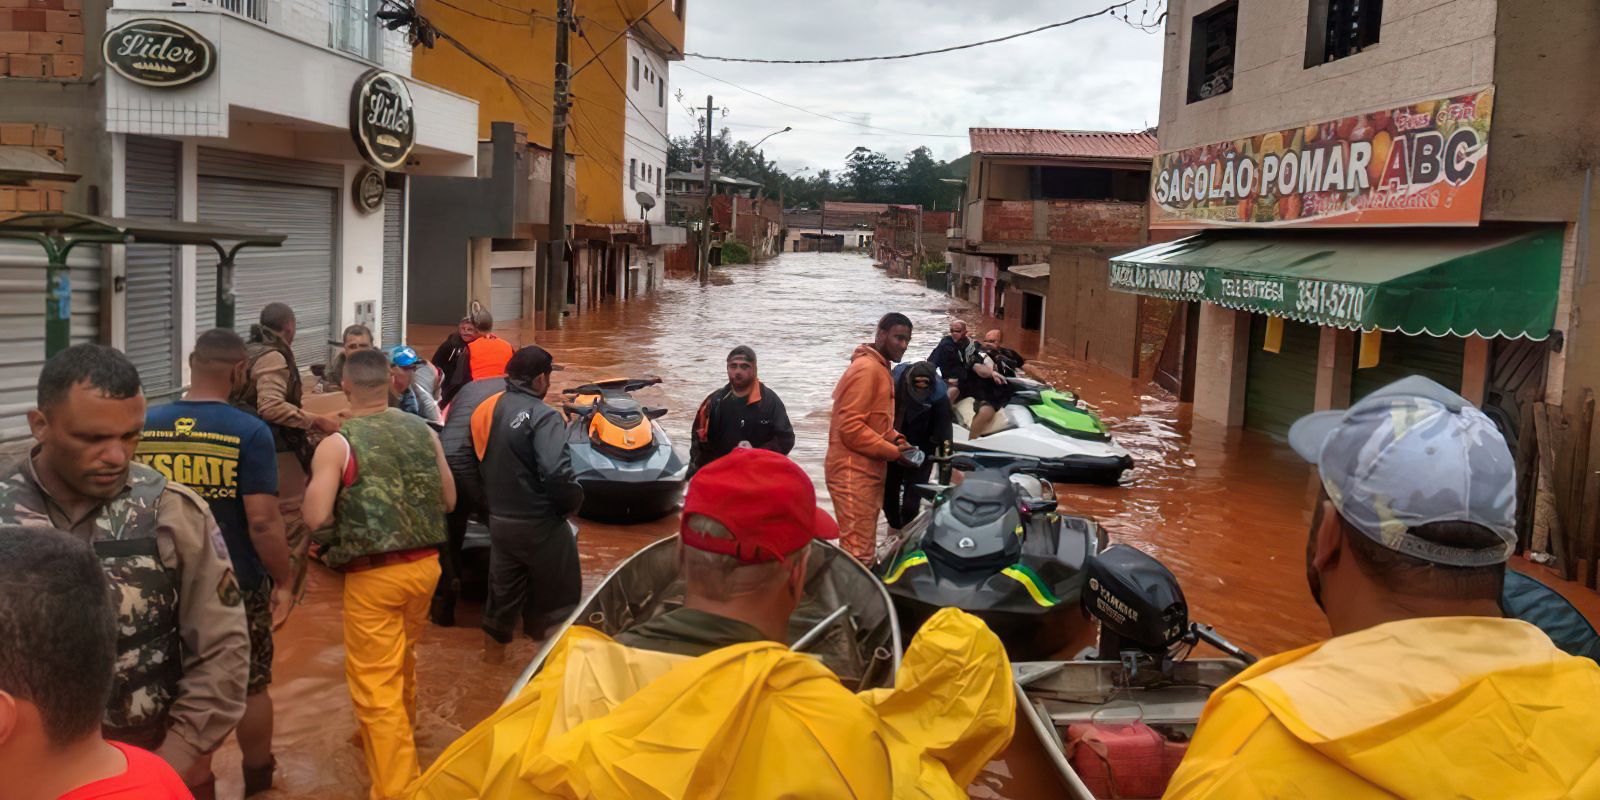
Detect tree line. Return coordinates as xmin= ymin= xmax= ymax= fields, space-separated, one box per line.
xmin=667 ymin=129 xmax=968 ymax=211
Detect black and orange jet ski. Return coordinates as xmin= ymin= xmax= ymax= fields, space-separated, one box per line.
xmin=561 ymin=377 xmax=689 ymax=523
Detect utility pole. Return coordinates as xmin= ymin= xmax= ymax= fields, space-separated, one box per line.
xmin=699 ymin=94 xmax=713 ymax=285
xmin=543 ymin=0 xmax=571 ymax=329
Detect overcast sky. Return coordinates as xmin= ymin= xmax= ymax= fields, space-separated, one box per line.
xmin=667 ymin=0 xmax=1167 ymax=174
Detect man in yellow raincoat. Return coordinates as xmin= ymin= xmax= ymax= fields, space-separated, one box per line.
xmin=408 ymin=448 xmax=1016 ymax=799
xmin=1166 ymin=377 xmax=1600 ymax=799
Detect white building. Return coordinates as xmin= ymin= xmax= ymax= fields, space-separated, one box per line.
xmin=99 ymin=0 xmax=478 ymax=397
xmin=620 ymin=31 xmax=682 ymax=289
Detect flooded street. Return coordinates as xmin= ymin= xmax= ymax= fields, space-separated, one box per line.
xmin=213 ymin=251 xmax=1581 ymax=799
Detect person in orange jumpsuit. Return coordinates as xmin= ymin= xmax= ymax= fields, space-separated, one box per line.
xmin=826 ymin=312 xmax=916 ymax=563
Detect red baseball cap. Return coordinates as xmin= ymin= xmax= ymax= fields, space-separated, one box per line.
xmin=680 ymin=448 xmax=838 ymax=563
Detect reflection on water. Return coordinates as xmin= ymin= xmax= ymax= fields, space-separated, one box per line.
xmin=217 ymin=253 xmax=1334 ymax=799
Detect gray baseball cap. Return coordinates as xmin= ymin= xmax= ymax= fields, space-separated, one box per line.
xmin=1288 ymin=375 xmax=1516 ymax=567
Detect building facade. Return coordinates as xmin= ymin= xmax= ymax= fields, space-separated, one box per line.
xmin=0 ymin=0 xmax=477 ymax=437
xmin=875 ymin=205 xmax=952 ymax=279
xmin=409 ymin=0 xmax=685 ymax=326
xmin=1110 ymin=0 xmax=1592 ymax=452
xmin=949 ymin=128 xmax=1158 ymax=376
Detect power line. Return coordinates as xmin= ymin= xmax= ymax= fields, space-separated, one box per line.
xmin=684 ymin=0 xmax=1143 ymax=64
xmin=570 ymin=0 xmax=669 ymax=77
xmin=678 ymin=64 xmax=964 ymax=139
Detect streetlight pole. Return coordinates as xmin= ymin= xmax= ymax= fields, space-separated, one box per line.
xmin=748 ymin=126 xmax=791 ymax=152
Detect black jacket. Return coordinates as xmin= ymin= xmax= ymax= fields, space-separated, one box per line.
xmin=480 ymin=383 xmax=584 ymax=521
xmin=892 ymin=365 xmax=954 ymax=453
xmin=440 ymin=377 xmax=503 ymax=510
xmin=432 ymin=333 xmax=471 ymax=407
xmin=928 ymin=335 xmax=976 ymax=383
xmin=689 ymin=381 xmax=795 ymax=473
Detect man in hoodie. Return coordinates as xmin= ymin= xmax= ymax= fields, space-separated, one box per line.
xmin=883 ymin=361 xmax=951 ymax=532
xmin=826 ymin=313 xmax=916 ymax=564
xmin=1166 ymin=376 xmax=1600 ymax=799
xmin=689 ymin=346 xmax=795 ymax=475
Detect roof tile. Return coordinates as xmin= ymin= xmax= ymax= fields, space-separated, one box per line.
xmin=968 ymin=128 xmax=1157 ymax=160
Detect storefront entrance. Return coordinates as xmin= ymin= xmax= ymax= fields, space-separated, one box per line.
xmin=1244 ymin=316 xmax=1319 ymax=440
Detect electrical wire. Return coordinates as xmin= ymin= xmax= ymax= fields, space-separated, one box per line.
xmin=575 ymin=27 xmax=672 ymax=142
xmin=678 ymin=64 xmax=964 ymax=139
xmin=428 ymin=0 xmax=531 ymax=26
xmin=684 ymin=0 xmax=1141 ymax=63
xmin=570 ymin=0 xmax=669 ymax=77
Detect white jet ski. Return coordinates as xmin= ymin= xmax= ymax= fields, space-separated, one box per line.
xmin=952 ymin=376 xmax=1134 ymax=485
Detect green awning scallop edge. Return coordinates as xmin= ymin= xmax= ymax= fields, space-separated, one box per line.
xmin=1107 ymin=226 xmax=1564 ymax=341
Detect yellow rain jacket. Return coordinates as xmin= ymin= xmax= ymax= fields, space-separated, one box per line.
xmin=409 ymin=607 xmax=1014 ymax=799
xmin=1166 ymin=616 xmax=1600 ymax=799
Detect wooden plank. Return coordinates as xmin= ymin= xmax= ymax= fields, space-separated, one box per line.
xmin=1533 ymin=405 xmax=1565 ymax=563
xmin=1514 ymin=400 xmax=1539 ymax=554
xmin=1564 ymin=393 xmax=1594 ymax=582
xmin=1582 ymin=470 xmax=1600 ymax=589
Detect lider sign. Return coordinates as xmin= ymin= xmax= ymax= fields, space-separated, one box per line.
xmin=102 ymin=18 xmax=217 ymax=88
xmin=1150 ymin=87 xmax=1494 ymax=228
xmin=351 ymin=69 xmax=416 ymax=171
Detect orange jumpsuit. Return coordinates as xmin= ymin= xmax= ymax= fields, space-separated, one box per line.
xmin=825 ymin=344 xmax=903 ymax=563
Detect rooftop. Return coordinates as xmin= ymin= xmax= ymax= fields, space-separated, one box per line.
xmin=968 ymin=128 xmax=1158 ymax=161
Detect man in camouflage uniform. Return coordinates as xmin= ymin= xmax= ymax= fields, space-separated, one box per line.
xmin=232 ymin=302 xmax=344 ymax=599
xmin=0 ymin=344 xmax=248 ymax=799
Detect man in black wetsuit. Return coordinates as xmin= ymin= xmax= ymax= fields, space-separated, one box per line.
xmin=688 ymin=346 xmax=795 ymax=475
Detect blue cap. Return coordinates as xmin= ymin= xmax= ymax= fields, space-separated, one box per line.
xmin=389 ymin=345 xmax=422 ymax=368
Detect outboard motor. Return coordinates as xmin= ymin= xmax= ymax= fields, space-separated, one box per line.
xmin=1085 ymin=544 xmax=1256 ymax=668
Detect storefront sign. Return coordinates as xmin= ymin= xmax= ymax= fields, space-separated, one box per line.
xmin=353 ymin=167 xmax=385 ymax=214
xmin=1109 ymin=263 xmax=1368 ymax=326
xmin=351 ymin=69 xmax=415 ymax=171
xmin=1150 ymin=87 xmax=1494 ymax=228
xmin=102 ymin=18 xmax=217 ymax=88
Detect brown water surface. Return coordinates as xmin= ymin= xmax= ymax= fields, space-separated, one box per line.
xmin=215 ymin=252 xmax=1472 ymax=798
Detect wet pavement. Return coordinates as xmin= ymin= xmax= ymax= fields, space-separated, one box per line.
xmin=213 ymin=251 xmax=1595 ymax=799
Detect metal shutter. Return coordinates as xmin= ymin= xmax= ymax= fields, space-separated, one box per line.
xmin=1244 ymin=316 xmax=1320 ymax=441
xmin=1351 ymin=332 xmax=1465 ymax=403
xmin=124 ymin=136 xmax=181 ymax=399
xmin=196 ymin=176 xmax=337 ymax=368
xmin=490 ymin=268 xmax=524 ymax=323
xmin=0 ymin=242 xmax=102 ymax=442
xmin=381 ymin=186 xmax=405 ymax=346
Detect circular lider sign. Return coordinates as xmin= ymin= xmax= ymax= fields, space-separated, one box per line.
xmin=102 ymin=18 xmax=217 ymax=88
xmin=353 ymin=167 xmax=385 ymax=214
xmin=351 ymin=69 xmax=415 ymax=171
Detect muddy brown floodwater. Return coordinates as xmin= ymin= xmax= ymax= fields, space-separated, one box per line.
xmin=213 ymin=252 xmax=1596 ymax=799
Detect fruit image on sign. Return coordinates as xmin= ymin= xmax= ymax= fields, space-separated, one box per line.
xmin=1150 ymin=87 xmax=1494 ymax=228
xmin=102 ymin=18 xmax=217 ymax=88
xmin=351 ymin=69 xmax=416 ymax=171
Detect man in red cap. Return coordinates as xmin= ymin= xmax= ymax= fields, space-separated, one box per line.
xmin=617 ymin=447 xmax=836 ymax=656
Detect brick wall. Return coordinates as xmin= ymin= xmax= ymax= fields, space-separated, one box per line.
xmin=0 ymin=0 xmax=84 ymax=80
xmin=0 ymin=123 xmax=67 ymax=219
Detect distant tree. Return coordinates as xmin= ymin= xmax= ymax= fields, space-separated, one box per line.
xmin=843 ymin=147 xmax=901 ymax=203
xmin=666 ymin=136 xmax=958 ymax=209
xmin=896 ymin=147 xmax=953 ymax=210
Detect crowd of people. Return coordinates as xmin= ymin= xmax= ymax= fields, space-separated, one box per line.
xmin=0 ymin=302 xmax=1597 ymax=800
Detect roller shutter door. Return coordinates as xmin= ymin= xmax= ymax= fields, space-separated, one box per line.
xmin=124 ymin=136 xmax=181 ymax=399
xmin=195 ymin=149 xmax=341 ymax=368
xmin=1350 ymin=332 xmax=1465 ymax=403
xmin=381 ymin=186 xmax=405 ymax=346
xmin=490 ymin=268 xmax=524 ymax=323
xmin=1244 ymin=316 xmax=1320 ymax=441
xmin=0 ymin=242 xmax=102 ymax=442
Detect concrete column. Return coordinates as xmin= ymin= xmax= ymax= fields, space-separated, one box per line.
xmin=1192 ymin=304 xmax=1250 ymax=427
xmin=1461 ymin=335 xmax=1490 ymax=406
xmin=468 ymin=238 xmax=492 ymax=314
xmin=1314 ymin=326 xmax=1355 ymax=411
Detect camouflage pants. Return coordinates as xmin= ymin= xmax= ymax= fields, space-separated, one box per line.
xmin=276 ymin=451 xmax=313 ymax=599
xmin=244 ymin=583 xmax=274 ymax=695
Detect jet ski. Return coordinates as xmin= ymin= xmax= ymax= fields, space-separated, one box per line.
xmin=561 ymin=377 xmax=689 ymax=523
xmin=953 ymin=376 xmax=1133 ymax=485
xmin=878 ymin=453 xmax=1106 ymax=660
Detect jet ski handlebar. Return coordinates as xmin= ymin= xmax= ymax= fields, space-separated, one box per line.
xmin=562 ymin=376 xmax=663 ymax=395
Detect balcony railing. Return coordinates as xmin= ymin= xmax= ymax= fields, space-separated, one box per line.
xmin=330 ymin=0 xmax=376 ymax=61
xmin=204 ymin=0 xmax=268 ymax=23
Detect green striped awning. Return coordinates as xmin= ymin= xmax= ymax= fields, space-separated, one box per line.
xmin=1108 ymin=226 xmax=1563 ymax=340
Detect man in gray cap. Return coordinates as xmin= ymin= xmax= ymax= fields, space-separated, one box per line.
xmin=1166 ymin=376 xmax=1600 ymax=799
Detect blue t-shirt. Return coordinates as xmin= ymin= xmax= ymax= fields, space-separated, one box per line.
xmin=137 ymin=400 xmax=279 ymax=590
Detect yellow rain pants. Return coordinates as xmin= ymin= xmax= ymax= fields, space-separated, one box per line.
xmin=344 ymin=555 xmax=441 ymax=799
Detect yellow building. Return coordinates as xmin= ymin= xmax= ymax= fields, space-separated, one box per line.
xmin=413 ymin=0 xmax=684 ymax=228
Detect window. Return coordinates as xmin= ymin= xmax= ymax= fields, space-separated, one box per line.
xmin=673 ymin=0 xmax=684 ymax=19
xmin=330 ymin=0 xmax=377 ymax=61
xmin=658 ymin=78 xmax=666 ymax=107
xmin=1028 ymin=167 xmax=1148 ymax=202
xmin=632 ymin=57 xmax=641 ymax=90
xmin=630 ymin=158 xmax=637 ymax=189
xmin=657 ymin=169 xmax=663 ymax=196
xmin=1306 ymin=0 xmax=1381 ymax=66
xmin=1187 ymin=1 xmax=1236 ymax=103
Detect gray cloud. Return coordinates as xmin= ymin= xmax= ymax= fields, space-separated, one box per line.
xmin=668 ymin=0 xmax=1166 ymax=172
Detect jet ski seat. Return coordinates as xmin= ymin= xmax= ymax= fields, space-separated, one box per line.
xmin=952 ymin=397 xmax=1019 ymax=438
